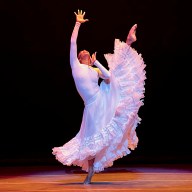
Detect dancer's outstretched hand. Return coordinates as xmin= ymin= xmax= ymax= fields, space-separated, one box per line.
xmin=74 ymin=9 xmax=89 ymax=23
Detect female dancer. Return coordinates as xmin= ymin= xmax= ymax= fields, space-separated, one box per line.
xmin=52 ymin=9 xmax=146 ymax=184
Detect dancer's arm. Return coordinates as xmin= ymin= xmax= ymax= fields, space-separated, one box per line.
xmin=94 ymin=60 xmax=111 ymax=79
xmin=91 ymin=52 xmax=110 ymax=79
xmin=70 ymin=10 xmax=88 ymax=68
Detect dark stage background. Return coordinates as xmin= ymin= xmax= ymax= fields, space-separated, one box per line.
xmin=1 ymin=0 xmax=191 ymax=166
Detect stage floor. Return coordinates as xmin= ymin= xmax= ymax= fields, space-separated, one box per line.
xmin=0 ymin=164 xmax=192 ymax=191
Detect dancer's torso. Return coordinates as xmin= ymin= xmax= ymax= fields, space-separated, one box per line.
xmin=72 ymin=62 xmax=100 ymax=103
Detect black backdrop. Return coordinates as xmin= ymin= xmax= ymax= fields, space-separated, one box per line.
xmin=1 ymin=0 xmax=191 ymax=166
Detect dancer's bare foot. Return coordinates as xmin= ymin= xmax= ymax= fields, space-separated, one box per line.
xmin=83 ymin=169 xmax=94 ymax=185
xmin=83 ymin=158 xmax=95 ymax=185
xmin=83 ymin=177 xmax=91 ymax=185
xmin=126 ymin=24 xmax=137 ymax=45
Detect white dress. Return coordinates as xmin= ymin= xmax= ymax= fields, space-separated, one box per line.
xmin=52 ymin=22 xmax=146 ymax=173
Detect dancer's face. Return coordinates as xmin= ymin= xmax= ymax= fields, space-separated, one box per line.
xmin=78 ymin=50 xmax=91 ymax=65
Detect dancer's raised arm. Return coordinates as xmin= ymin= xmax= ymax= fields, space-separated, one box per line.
xmin=70 ymin=10 xmax=89 ymax=68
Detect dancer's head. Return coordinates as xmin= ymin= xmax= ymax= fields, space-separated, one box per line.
xmin=78 ymin=50 xmax=92 ymax=65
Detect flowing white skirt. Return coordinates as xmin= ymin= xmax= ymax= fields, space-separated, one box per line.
xmin=52 ymin=39 xmax=146 ymax=172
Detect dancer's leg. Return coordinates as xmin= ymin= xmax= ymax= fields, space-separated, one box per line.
xmin=83 ymin=158 xmax=95 ymax=184
xmin=126 ymin=24 xmax=137 ymax=45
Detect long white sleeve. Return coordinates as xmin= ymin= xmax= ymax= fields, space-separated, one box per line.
xmin=94 ymin=60 xmax=111 ymax=79
xmin=70 ymin=22 xmax=81 ymax=68
xmin=70 ymin=22 xmax=81 ymax=43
